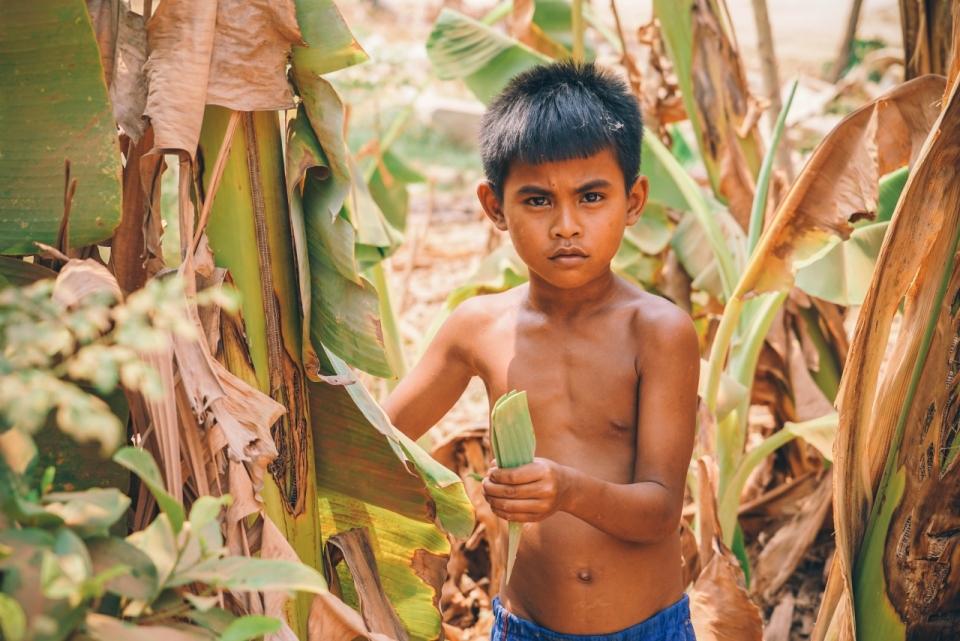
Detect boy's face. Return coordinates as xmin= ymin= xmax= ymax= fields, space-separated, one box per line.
xmin=478 ymin=148 xmax=649 ymax=290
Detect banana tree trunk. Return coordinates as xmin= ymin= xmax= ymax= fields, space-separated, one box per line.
xmin=900 ymin=0 xmax=956 ymax=79
xmin=199 ymin=106 xmax=322 ymax=638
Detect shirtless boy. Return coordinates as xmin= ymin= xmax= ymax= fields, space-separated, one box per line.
xmin=384 ymin=61 xmax=700 ymax=641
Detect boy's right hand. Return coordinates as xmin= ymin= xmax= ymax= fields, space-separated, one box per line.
xmin=482 ymin=458 xmax=571 ymax=523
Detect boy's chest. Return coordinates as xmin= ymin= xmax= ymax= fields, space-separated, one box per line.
xmin=473 ymin=321 xmax=641 ymax=460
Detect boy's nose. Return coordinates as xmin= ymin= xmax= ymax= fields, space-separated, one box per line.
xmin=550 ymin=206 xmax=582 ymax=238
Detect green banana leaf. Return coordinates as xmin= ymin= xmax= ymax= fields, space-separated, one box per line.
xmin=285 ymin=102 xmax=394 ymax=378
xmin=347 ymin=155 xmax=405 ymax=271
xmin=794 ymin=222 xmax=890 ymax=306
xmin=368 ymin=151 xmax=427 ymax=233
xmin=318 ymin=489 xmax=452 ymax=641
xmin=426 ymin=8 xmax=550 ymax=105
xmin=836 ymin=71 xmax=960 ymax=641
xmin=793 ymin=165 xmax=908 ymax=305
xmin=0 ymin=0 xmax=122 ymax=254
xmin=0 ymin=257 xmax=57 ymax=289
xmin=291 ymin=0 xmax=369 ymax=76
xmin=202 ymin=103 xmax=474 ymax=641
xmin=311 ymin=346 xmax=474 ymax=641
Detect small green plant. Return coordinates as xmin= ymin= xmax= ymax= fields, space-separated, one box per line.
xmin=0 ymin=273 xmax=326 ymax=641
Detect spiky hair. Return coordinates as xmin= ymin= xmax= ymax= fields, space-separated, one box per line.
xmin=478 ymin=60 xmax=643 ymax=201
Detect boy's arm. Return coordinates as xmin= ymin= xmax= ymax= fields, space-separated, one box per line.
xmin=382 ymin=304 xmax=479 ymax=441
xmin=483 ymin=308 xmax=699 ymax=544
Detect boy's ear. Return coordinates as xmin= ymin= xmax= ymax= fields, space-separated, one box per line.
xmin=625 ymin=175 xmax=650 ymax=227
xmin=477 ymin=181 xmax=508 ymax=231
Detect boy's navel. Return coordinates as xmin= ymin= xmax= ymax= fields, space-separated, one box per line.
xmin=577 ymin=569 xmax=592 ymax=583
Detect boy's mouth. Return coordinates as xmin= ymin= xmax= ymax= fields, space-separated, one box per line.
xmin=549 ymin=247 xmax=588 ymax=264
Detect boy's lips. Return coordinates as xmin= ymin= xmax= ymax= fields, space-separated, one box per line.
xmin=549 ymin=247 xmax=588 ymax=264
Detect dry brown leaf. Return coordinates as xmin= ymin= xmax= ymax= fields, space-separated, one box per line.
xmin=680 ymin=517 xmax=700 ymax=588
xmin=211 ymin=358 xmax=283 ymax=485
xmin=143 ymin=0 xmax=218 ymax=154
xmin=324 ymin=529 xmax=408 ymax=641
xmin=826 ymin=71 xmax=960 ymax=640
xmin=144 ymin=0 xmax=301 ymax=154
xmin=432 ymin=431 xmax=504 ymax=597
xmin=753 ymin=469 xmax=833 ymax=600
xmin=193 ymin=233 xmax=216 ymax=279
xmin=110 ymin=2 xmax=148 ymax=142
xmin=689 ymin=0 xmax=763 ymax=230
xmin=52 ymin=259 xmax=123 ymax=309
xmin=690 ymin=458 xmax=763 ymax=641
xmin=763 ymin=593 xmax=795 ymax=641
xmin=109 ymin=132 xmax=152 ymax=292
xmin=205 ymin=0 xmax=304 ymax=111
xmin=197 ymin=268 xmax=229 ymax=354
xmin=175 ymin=379 xmax=211 ymax=497
xmin=787 ymin=335 xmax=835 ymax=422
xmin=636 ymin=19 xmax=687 ymax=142
xmin=137 ymin=338 xmax=182 ymax=501
xmin=85 ymin=0 xmax=118 ymax=85
xmin=138 ymin=135 xmax=167 ymax=279
xmin=736 ymin=75 xmax=946 ymax=300
xmin=261 ymin=512 xmax=304 ymax=641
xmin=689 ymin=537 xmax=764 ymax=641
xmin=307 ymin=591 xmax=395 ymax=641
xmin=697 ymin=457 xmax=720 ymax=566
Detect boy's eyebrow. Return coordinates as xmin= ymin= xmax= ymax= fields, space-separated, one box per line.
xmin=575 ymin=178 xmax=613 ymax=193
xmin=513 ymin=178 xmax=613 ymax=197
xmin=515 ymin=185 xmax=554 ymax=196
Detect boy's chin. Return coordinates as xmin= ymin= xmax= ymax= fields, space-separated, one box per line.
xmin=530 ymin=264 xmax=613 ymax=290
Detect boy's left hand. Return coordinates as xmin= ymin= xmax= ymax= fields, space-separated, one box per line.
xmin=482 ymin=458 xmax=569 ymax=522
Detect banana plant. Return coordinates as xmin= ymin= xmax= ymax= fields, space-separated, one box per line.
xmin=1 ymin=1 xmax=475 ymax=640
xmin=702 ymin=76 xmax=946 ymax=547
xmin=811 ymin=69 xmax=960 ymax=641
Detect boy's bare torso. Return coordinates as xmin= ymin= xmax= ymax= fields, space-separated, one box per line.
xmin=454 ymin=282 xmax=684 ymax=633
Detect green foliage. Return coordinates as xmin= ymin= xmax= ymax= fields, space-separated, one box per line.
xmin=0 ymin=275 xmax=193 ymax=500
xmin=426 ymin=8 xmax=549 ymax=105
xmin=0 ymin=440 xmax=326 ymax=640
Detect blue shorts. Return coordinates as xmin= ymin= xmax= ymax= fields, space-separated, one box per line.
xmin=491 ymin=594 xmax=696 ymax=641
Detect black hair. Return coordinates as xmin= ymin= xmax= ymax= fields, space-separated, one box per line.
xmin=478 ymin=60 xmax=643 ymax=202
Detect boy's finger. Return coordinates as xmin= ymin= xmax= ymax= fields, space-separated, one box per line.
xmin=487 ymin=497 xmax=543 ymax=515
xmin=483 ymin=479 xmax=541 ymax=499
xmin=488 ymin=462 xmax=543 ymax=485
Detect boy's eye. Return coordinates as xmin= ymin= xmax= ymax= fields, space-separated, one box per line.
xmin=526 ymin=197 xmax=549 ymax=207
xmin=582 ymin=192 xmax=603 ymax=204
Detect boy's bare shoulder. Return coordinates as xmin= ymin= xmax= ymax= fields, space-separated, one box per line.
xmin=444 ymin=286 xmax=525 ymax=337
xmin=618 ymin=281 xmax=699 ymax=359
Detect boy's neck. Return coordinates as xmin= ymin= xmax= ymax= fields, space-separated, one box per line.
xmin=524 ymin=268 xmax=620 ymax=318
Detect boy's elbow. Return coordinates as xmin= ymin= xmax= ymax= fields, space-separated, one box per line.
xmin=635 ymin=494 xmax=683 ymax=544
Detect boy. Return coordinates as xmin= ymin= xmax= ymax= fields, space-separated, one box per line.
xmin=383 ymin=61 xmax=699 ymax=640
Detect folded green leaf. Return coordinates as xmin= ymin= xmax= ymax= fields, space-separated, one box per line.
xmin=113 ymin=447 xmax=185 ymax=534
xmin=490 ymin=390 xmax=536 ymax=583
xmin=219 ymin=615 xmax=283 ymax=641
xmin=87 ymin=537 xmax=157 ymax=599
xmin=42 ymin=488 xmax=130 ymax=538
xmin=170 ymin=556 xmax=327 ymax=596
xmin=426 ymin=8 xmax=550 ymax=105
xmin=0 ymin=593 xmax=26 ymax=641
